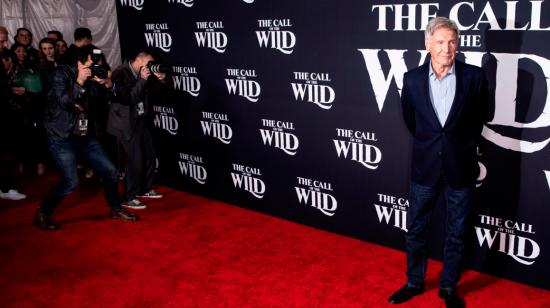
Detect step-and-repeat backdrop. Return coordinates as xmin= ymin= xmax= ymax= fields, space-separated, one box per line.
xmin=115 ymin=0 xmax=550 ymax=290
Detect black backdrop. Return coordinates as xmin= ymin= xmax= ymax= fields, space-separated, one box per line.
xmin=115 ymin=0 xmax=550 ymax=290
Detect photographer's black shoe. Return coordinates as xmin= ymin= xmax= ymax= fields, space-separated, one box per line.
xmin=388 ymin=284 xmax=424 ymax=304
xmin=110 ymin=209 xmax=139 ymax=222
xmin=32 ymin=209 xmax=58 ymax=231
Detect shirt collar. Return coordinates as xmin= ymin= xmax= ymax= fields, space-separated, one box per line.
xmin=429 ymin=60 xmax=455 ymax=79
xmin=128 ymin=60 xmax=138 ymax=79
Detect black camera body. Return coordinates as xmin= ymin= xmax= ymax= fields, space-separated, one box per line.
xmin=147 ymin=61 xmax=169 ymax=74
xmin=90 ymin=63 xmax=108 ymax=79
xmin=90 ymin=49 xmax=108 ymax=79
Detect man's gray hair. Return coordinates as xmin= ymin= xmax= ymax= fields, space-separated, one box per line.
xmin=425 ymin=17 xmax=459 ymax=41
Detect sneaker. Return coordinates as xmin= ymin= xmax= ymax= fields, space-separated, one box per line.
xmin=110 ymin=209 xmax=139 ymax=222
xmin=136 ymin=190 xmax=163 ymax=199
xmin=0 ymin=189 xmax=27 ymax=200
xmin=121 ymin=199 xmax=147 ymax=209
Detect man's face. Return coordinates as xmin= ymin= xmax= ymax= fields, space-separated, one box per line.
xmin=41 ymin=43 xmax=55 ymax=60
xmin=425 ymin=27 xmax=457 ymax=69
xmin=16 ymin=30 xmax=31 ymax=46
xmin=0 ymin=32 xmax=8 ymax=51
xmin=137 ymin=55 xmax=154 ymax=69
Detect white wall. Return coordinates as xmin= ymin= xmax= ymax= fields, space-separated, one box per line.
xmin=0 ymin=0 xmax=121 ymax=67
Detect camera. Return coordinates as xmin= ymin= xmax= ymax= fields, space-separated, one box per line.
xmin=89 ymin=49 xmax=108 ymax=79
xmin=147 ymin=61 xmax=169 ymax=74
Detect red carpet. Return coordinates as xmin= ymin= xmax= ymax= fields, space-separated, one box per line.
xmin=1 ymin=172 xmax=549 ymax=307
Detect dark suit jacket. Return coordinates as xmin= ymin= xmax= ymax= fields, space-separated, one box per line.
xmin=401 ymin=59 xmax=489 ymax=188
xmin=108 ymin=62 xmax=148 ymax=141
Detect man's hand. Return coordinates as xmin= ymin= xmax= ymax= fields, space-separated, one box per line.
xmin=93 ymin=76 xmax=113 ymax=88
xmin=153 ymin=72 xmax=166 ymax=81
xmin=139 ymin=66 xmax=151 ymax=80
xmin=77 ymin=62 xmax=92 ymax=86
xmin=12 ymin=86 xmax=25 ymax=95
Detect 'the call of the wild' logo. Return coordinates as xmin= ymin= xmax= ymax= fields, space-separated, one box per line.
xmin=260 ymin=119 xmax=299 ymax=155
xmin=195 ymin=21 xmax=228 ymax=53
xmin=144 ymin=23 xmax=172 ymax=52
xmin=291 ymin=72 xmax=335 ymax=110
xmin=256 ymin=18 xmax=296 ymax=54
xmin=178 ymin=153 xmax=207 ymax=184
xmin=333 ymin=128 xmax=382 ymax=169
xmin=475 ymin=214 xmax=540 ymax=265
xmin=231 ymin=163 xmax=266 ymax=199
xmin=295 ymin=176 xmax=337 ymax=216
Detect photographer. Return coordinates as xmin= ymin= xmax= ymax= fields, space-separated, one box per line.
xmin=109 ymin=52 xmax=167 ymax=209
xmin=33 ymin=45 xmax=138 ymax=231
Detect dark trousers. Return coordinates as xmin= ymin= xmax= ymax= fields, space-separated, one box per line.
xmin=39 ymin=134 xmax=122 ymax=216
xmin=120 ymin=119 xmax=156 ymax=201
xmin=405 ymin=181 xmax=473 ymax=291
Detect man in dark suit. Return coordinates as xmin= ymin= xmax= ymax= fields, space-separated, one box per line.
xmin=388 ymin=17 xmax=489 ymax=308
xmin=108 ymin=52 xmax=165 ymax=210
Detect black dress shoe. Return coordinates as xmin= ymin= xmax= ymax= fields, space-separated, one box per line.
xmin=438 ymin=289 xmax=464 ymax=308
xmin=110 ymin=209 xmax=139 ymax=222
xmin=32 ymin=209 xmax=58 ymax=231
xmin=388 ymin=284 xmax=425 ymax=304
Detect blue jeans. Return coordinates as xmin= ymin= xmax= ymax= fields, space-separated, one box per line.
xmin=39 ymin=135 xmax=121 ymax=216
xmin=405 ymin=181 xmax=472 ymax=291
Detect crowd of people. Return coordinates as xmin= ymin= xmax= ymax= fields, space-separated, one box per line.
xmin=0 ymin=27 xmax=67 ymax=200
xmin=0 ymin=26 xmax=168 ymax=230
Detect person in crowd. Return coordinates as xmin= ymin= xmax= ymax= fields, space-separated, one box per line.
xmin=9 ymin=42 xmax=47 ymax=176
xmin=38 ymin=38 xmax=57 ymax=88
xmin=47 ymin=30 xmax=63 ymax=41
xmin=35 ymin=38 xmax=59 ymax=175
xmin=1 ymin=45 xmax=26 ymax=201
xmin=11 ymin=28 xmax=38 ymax=64
xmin=12 ymin=43 xmax=29 ymax=68
xmin=0 ymin=27 xmax=9 ymax=52
xmin=109 ymin=52 xmax=165 ymax=210
xmin=33 ymin=45 xmax=138 ymax=231
xmin=58 ymin=27 xmax=92 ymax=65
xmin=38 ymin=38 xmax=59 ymax=88
xmin=55 ymin=39 xmax=68 ymax=59
xmin=387 ymin=17 xmax=489 ymax=308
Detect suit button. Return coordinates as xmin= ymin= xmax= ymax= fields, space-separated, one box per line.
xmin=438 ymin=151 xmax=442 ymax=155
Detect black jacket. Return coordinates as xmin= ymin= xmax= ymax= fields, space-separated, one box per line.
xmin=109 ymin=61 xmax=165 ymax=140
xmin=401 ymin=60 xmax=490 ymax=188
xmin=44 ymin=64 xmax=112 ymax=138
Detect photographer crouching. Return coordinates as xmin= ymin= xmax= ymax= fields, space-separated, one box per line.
xmin=108 ymin=52 xmax=168 ymax=209
xmin=33 ymin=45 xmax=138 ymax=231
